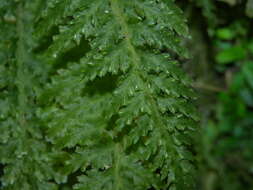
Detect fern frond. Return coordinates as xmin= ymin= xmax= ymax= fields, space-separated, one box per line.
xmin=0 ymin=1 xmax=62 ymax=189
xmin=36 ymin=0 xmax=199 ymax=189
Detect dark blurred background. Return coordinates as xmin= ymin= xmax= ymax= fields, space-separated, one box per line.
xmin=179 ymin=0 xmax=253 ymax=189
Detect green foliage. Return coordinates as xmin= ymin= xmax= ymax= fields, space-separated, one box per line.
xmin=0 ymin=0 xmax=198 ymax=190
xmin=211 ymin=29 xmax=253 ymax=188
xmin=215 ymin=20 xmax=251 ymax=65
xmin=185 ymin=1 xmax=253 ymax=189
xmin=200 ymin=61 xmax=253 ymax=190
xmin=0 ymin=1 xmax=60 ymax=189
xmin=215 ymin=45 xmax=247 ymax=64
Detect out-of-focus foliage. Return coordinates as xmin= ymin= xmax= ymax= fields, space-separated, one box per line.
xmin=246 ymin=0 xmax=253 ymax=17
xmin=0 ymin=1 xmax=60 ymax=189
xmin=182 ymin=0 xmax=253 ymax=189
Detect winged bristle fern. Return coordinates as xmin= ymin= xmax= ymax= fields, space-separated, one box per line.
xmin=0 ymin=0 xmax=198 ymax=189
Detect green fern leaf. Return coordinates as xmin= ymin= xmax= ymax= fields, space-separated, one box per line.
xmin=0 ymin=1 xmax=61 ymax=189
xmin=36 ymin=0 xmax=199 ymax=189
xmin=0 ymin=0 xmax=198 ymax=189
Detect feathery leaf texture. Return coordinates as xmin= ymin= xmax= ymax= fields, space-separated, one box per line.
xmin=0 ymin=1 xmax=60 ymax=189
xmin=0 ymin=0 xmax=198 ymax=189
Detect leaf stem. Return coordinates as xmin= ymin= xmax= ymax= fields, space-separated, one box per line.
xmin=110 ymin=0 xmax=177 ymax=186
xmin=16 ymin=2 xmax=28 ymax=126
